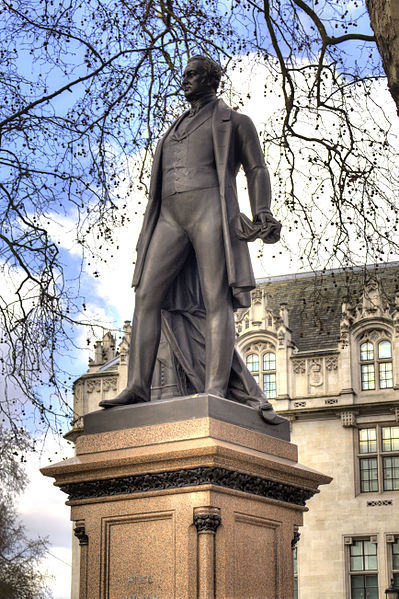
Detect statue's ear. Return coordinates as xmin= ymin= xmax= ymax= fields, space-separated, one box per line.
xmin=200 ymin=71 xmax=212 ymax=90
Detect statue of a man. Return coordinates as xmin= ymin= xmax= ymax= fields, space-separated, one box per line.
xmin=100 ymin=55 xmax=285 ymax=425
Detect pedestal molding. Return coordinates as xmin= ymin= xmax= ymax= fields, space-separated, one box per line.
xmin=60 ymin=465 xmax=316 ymax=506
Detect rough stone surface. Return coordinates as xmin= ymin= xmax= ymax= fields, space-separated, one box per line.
xmin=42 ymin=411 xmax=330 ymax=599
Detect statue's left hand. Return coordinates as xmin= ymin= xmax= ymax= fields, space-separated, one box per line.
xmin=257 ymin=212 xmax=268 ymax=227
xmin=254 ymin=211 xmax=271 ymax=229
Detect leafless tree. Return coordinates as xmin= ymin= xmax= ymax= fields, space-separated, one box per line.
xmin=0 ymin=427 xmax=50 ymax=598
xmin=0 ymin=0 xmax=398 ymax=429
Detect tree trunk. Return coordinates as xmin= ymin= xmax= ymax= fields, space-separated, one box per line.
xmin=366 ymin=0 xmax=399 ymax=115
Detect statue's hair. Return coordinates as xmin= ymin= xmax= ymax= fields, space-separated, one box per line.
xmin=186 ymin=55 xmax=222 ymax=91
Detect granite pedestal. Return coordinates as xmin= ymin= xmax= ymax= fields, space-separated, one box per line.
xmin=42 ymin=394 xmax=331 ymax=599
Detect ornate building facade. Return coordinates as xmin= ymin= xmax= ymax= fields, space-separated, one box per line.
xmin=69 ymin=264 xmax=399 ymax=599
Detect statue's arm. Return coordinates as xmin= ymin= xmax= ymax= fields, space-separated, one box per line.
xmin=235 ymin=114 xmax=272 ymax=220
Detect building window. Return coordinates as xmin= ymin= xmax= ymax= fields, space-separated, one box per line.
xmin=349 ymin=539 xmax=378 ymax=599
xmin=245 ymin=343 xmax=277 ymax=399
xmin=293 ymin=546 xmax=298 ymax=599
xmin=392 ymin=537 xmax=399 ymax=588
xmin=359 ymin=333 xmax=393 ymax=391
xmin=246 ymin=353 xmax=259 ymax=383
xmin=357 ymin=425 xmax=399 ymax=493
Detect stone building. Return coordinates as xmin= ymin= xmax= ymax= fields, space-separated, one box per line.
xmin=68 ymin=264 xmax=399 ymax=599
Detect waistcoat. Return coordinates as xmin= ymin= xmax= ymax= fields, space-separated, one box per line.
xmin=162 ymin=103 xmax=219 ymax=198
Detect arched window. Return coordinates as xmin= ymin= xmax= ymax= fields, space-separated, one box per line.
xmin=360 ymin=332 xmax=393 ymax=391
xmin=245 ymin=343 xmax=277 ymax=399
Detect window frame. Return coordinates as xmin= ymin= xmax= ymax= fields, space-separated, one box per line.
xmin=293 ymin=545 xmax=298 ymax=599
xmin=345 ymin=537 xmax=379 ymax=599
xmin=389 ymin=536 xmax=399 ymax=588
xmin=359 ymin=333 xmax=393 ymax=392
xmin=244 ymin=342 xmax=277 ymax=399
xmin=355 ymin=424 xmax=399 ymax=494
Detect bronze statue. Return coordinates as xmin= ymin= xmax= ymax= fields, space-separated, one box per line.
xmin=100 ymin=56 xmax=285 ymax=425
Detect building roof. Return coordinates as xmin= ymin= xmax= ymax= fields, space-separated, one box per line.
xmin=256 ymin=263 xmax=399 ymax=353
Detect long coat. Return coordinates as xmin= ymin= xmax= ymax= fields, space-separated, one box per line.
xmin=132 ymin=99 xmax=272 ymax=310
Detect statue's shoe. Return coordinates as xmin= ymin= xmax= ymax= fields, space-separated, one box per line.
xmin=99 ymin=389 xmax=148 ymax=409
xmin=258 ymin=406 xmax=287 ymax=425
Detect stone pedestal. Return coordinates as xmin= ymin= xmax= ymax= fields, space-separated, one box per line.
xmin=42 ymin=395 xmax=331 ymax=599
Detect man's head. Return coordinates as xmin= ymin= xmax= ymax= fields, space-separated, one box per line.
xmin=182 ymin=55 xmax=222 ymax=101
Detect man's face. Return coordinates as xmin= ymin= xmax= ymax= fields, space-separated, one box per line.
xmin=182 ymin=60 xmax=212 ymax=101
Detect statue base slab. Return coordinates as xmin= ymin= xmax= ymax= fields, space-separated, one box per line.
xmin=42 ymin=394 xmax=331 ymax=599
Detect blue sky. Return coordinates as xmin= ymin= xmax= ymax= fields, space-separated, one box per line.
xmin=2 ymin=2 xmax=399 ymax=595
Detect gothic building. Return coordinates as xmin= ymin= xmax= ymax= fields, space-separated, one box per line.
xmin=69 ymin=264 xmax=399 ymax=599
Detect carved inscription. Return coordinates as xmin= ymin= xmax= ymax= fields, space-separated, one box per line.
xmin=121 ymin=575 xmax=159 ymax=599
xmin=119 ymin=595 xmax=159 ymax=599
xmin=104 ymin=512 xmax=175 ymax=599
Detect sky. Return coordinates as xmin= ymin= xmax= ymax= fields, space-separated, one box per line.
xmin=14 ymin=56 xmax=399 ymax=597
xmin=2 ymin=1 xmax=398 ymax=593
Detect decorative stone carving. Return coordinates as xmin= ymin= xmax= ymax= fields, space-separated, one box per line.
xmin=292 ymin=359 xmax=306 ymax=374
xmin=344 ymin=536 xmax=353 ymax=545
xmin=343 ymin=280 xmax=392 ymax=329
xmin=277 ymin=327 xmax=285 ymax=347
xmin=279 ymin=303 xmax=289 ymax=327
xmin=251 ymin=287 xmax=263 ymax=305
xmin=340 ymin=411 xmax=357 ymax=427
xmin=193 ymin=513 xmax=221 ymax=533
xmin=325 ymin=356 xmax=338 ymax=371
xmin=119 ymin=324 xmax=130 ymax=364
xmin=291 ymin=529 xmax=301 ymax=549
xmin=234 ymin=288 xmax=290 ymax=344
xmin=89 ymin=331 xmax=117 ymax=366
xmin=86 ymin=379 xmax=101 ymax=394
xmin=74 ymin=381 xmax=84 ymax=401
xmin=293 ymin=401 xmax=307 ymax=408
xmin=74 ymin=525 xmax=88 ymax=545
xmin=102 ymin=377 xmax=118 ymax=392
xmin=339 ymin=300 xmax=352 ymax=347
xmin=309 ymin=360 xmax=323 ymax=387
xmin=60 ymin=466 xmax=316 ymax=507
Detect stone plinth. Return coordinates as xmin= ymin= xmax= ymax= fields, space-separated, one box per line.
xmin=42 ymin=395 xmax=331 ymax=599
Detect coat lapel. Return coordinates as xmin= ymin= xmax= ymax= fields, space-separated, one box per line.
xmin=212 ymin=99 xmax=237 ymax=284
xmin=212 ymin=99 xmax=232 ymax=197
xmin=177 ymin=101 xmax=215 ymax=138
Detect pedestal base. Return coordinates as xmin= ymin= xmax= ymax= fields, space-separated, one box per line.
xmin=42 ymin=395 xmax=331 ymax=599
